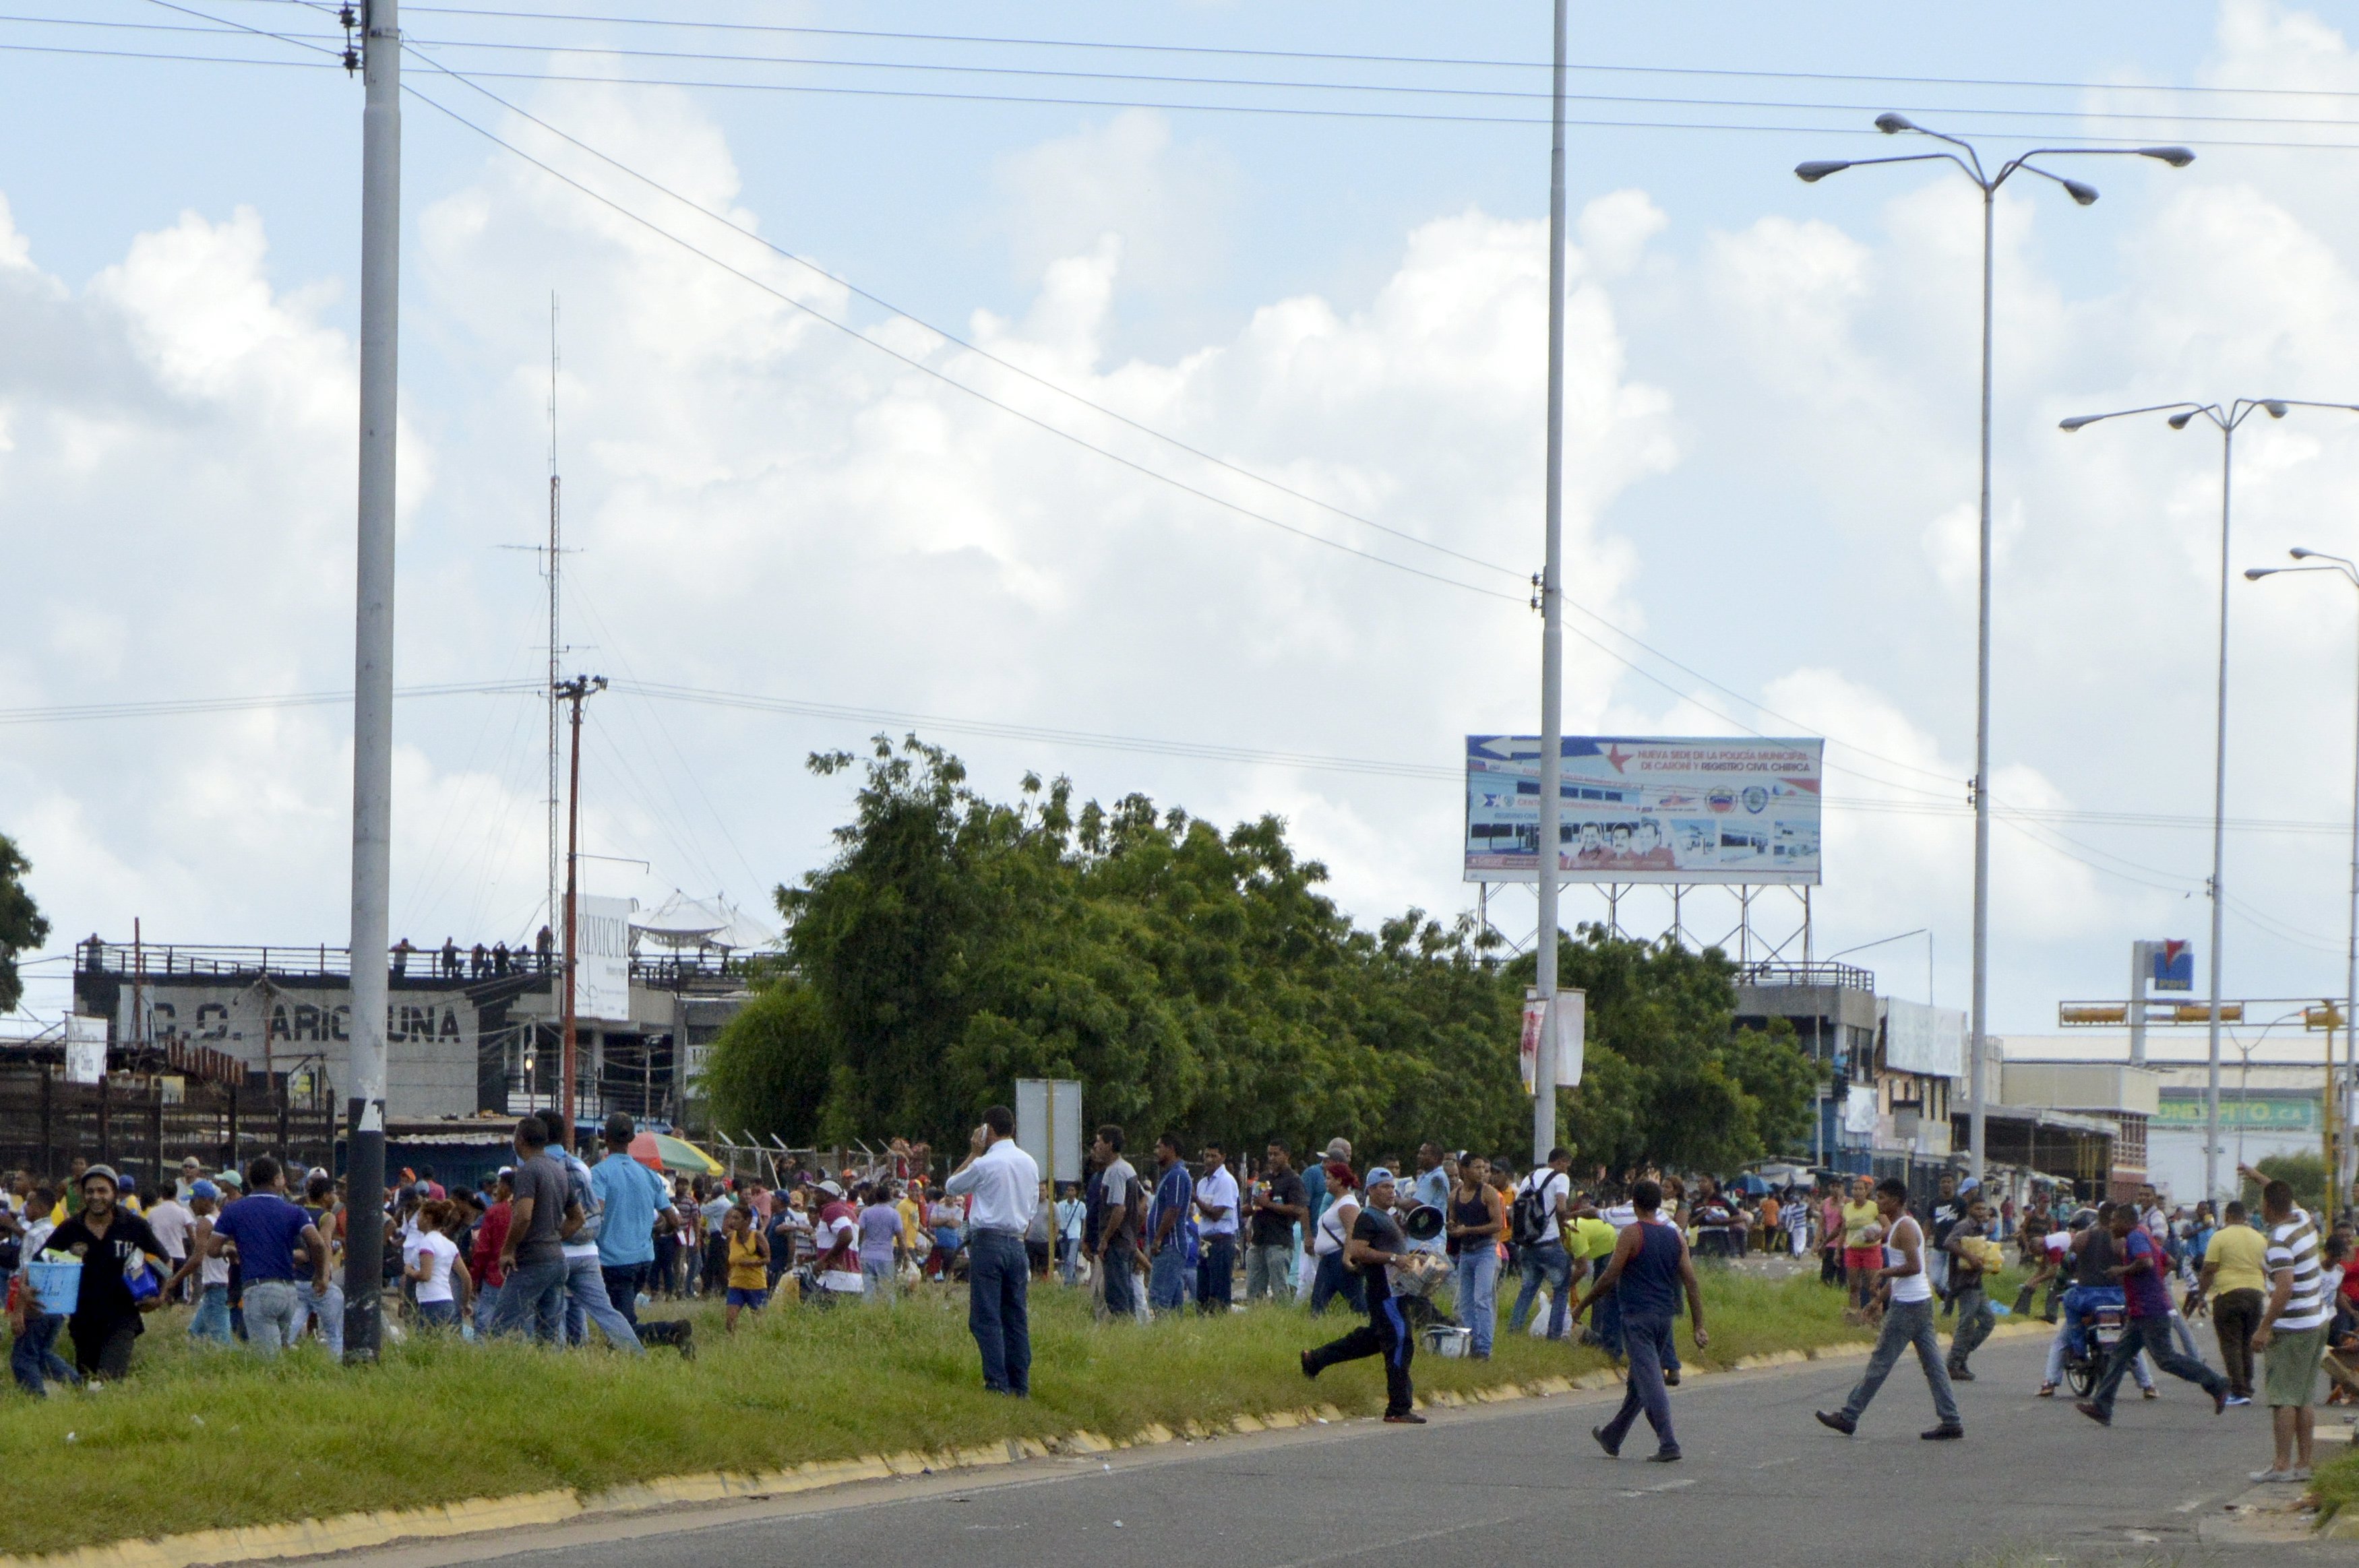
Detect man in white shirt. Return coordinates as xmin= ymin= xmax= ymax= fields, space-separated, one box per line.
xmin=143 ymin=1187 xmax=195 ymax=1303
xmin=1193 ymin=1143 xmax=1240 ymax=1315
xmin=945 ymin=1105 xmax=1041 ymax=1395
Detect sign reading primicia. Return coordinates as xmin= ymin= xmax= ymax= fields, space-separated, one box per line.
xmin=1465 ymin=736 xmax=1824 ymax=885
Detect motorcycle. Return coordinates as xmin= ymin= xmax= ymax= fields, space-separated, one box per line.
xmin=2061 ymin=1298 xmax=2127 ymax=1397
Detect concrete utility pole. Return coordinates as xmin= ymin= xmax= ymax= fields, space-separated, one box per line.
xmin=557 ymin=674 xmax=606 ymax=1138
xmin=342 ymin=0 xmax=400 ymax=1364
xmin=1531 ymin=0 xmax=1568 ymax=1168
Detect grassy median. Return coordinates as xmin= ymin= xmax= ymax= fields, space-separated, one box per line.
xmin=0 ymin=1267 xmax=1893 ymax=1558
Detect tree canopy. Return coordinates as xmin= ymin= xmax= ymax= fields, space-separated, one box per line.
xmin=0 ymin=832 xmax=49 ymax=1016
xmin=703 ymin=738 xmax=1818 ymax=1172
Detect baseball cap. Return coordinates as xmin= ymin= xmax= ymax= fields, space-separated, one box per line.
xmin=1364 ymin=1166 xmax=1396 ymax=1188
xmin=816 ymin=1179 xmax=845 ymax=1199
xmin=215 ymin=1168 xmax=244 ymax=1189
xmin=190 ymin=1179 xmax=219 ymax=1200
xmin=180 ymin=1156 xmax=203 ymax=1170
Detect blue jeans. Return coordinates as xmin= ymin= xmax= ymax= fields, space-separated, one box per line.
xmin=2059 ymin=1284 xmax=2122 ymax=1359
xmin=1453 ymin=1247 xmax=1500 ymax=1356
xmin=1839 ymin=1298 xmax=1961 ymax=1428
xmin=474 ymin=1285 xmax=500 ymax=1336
xmin=291 ymin=1280 xmax=344 ymax=1357
xmin=563 ymin=1253 xmax=644 ymax=1352
xmin=10 ymin=1313 xmax=78 ymax=1395
xmin=1196 ymin=1234 xmax=1235 ymax=1314
xmin=1509 ymin=1241 xmax=1571 ymax=1340
xmin=1100 ymin=1241 xmax=1137 ymax=1317
xmin=1309 ymin=1251 xmax=1366 ymax=1317
xmin=189 ymin=1283 xmax=233 ymax=1344
xmin=243 ymin=1280 xmax=303 ymax=1356
xmin=491 ymin=1256 xmax=569 ymax=1343
xmin=1599 ymin=1311 xmax=1678 ymax=1456
xmin=416 ymin=1298 xmax=460 ymax=1329
xmin=967 ymin=1230 xmax=1031 ymax=1395
xmin=1149 ymin=1245 xmax=1192 ymax=1311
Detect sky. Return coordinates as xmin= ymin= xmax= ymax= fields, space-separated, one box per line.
xmin=11 ymin=1 xmax=2359 ymax=1055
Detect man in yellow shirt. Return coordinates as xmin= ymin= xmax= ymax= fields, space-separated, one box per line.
xmin=1841 ymin=1177 xmax=1882 ymax=1315
xmin=2190 ymin=1199 xmax=2269 ymax=1405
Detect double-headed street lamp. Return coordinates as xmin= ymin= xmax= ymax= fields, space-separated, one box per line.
xmin=2247 ymin=546 xmax=2359 ymax=1200
xmin=2061 ymin=399 xmax=2359 ymax=1203
xmin=1796 ymin=117 xmax=2192 ymax=1187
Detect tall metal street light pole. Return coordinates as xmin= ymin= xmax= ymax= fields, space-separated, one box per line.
xmin=342 ymin=0 xmax=400 ymax=1365
xmin=555 ymin=674 xmax=606 ymax=1144
xmin=1795 ymin=118 xmax=2192 ymax=1189
xmin=2060 ymin=399 xmax=2357 ymax=1203
xmin=2247 ymin=542 xmax=2359 ymax=1201
xmin=1533 ymin=0 xmax=1568 ymax=1169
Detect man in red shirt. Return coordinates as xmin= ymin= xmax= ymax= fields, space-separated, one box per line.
xmin=469 ymin=1168 xmax=513 ymax=1336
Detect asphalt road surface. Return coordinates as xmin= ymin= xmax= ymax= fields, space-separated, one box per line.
xmin=348 ymin=1332 xmax=2350 ymax=1568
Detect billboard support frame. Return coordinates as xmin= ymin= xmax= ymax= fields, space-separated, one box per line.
xmin=1473 ymin=880 xmax=1814 ymax=972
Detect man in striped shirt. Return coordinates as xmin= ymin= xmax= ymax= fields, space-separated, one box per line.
xmin=2249 ymin=1179 xmax=2330 ymax=1484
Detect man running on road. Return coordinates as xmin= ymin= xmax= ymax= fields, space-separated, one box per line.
xmin=1816 ymin=1177 xmax=1963 ymax=1440
xmin=2076 ymin=1202 xmax=2228 ymax=1426
xmin=1573 ymin=1177 xmax=1705 ymax=1464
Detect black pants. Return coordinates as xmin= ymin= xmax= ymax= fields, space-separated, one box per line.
xmin=602 ymin=1262 xmax=647 ymax=1334
xmin=702 ymin=1234 xmax=730 ymax=1294
xmin=1306 ymin=1293 xmax=1414 ymax=1416
xmin=2211 ymin=1288 xmax=2263 ymax=1398
xmin=69 ymin=1317 xmax=138 ymax=1380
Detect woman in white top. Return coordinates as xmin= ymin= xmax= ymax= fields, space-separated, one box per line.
xmin=402 ymin=1199 xmax=472 ymax=1329
xmin=1307 ymin=1164 xmax=1364 ymax=1319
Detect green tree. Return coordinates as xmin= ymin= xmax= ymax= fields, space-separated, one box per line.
xmin=702 ymin=739 xmax=1816 ymax=1176
xmin=0 ymin=832 xmax=50 ymax=1015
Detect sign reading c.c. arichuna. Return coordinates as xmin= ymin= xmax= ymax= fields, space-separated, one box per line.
xmin=1465 ymin=735 xmax=1824 ymax=885
xmin=2153 ymin=1093 xmax=2319 ymax=1132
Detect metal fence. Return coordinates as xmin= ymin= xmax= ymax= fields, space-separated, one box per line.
xmin=0 ymin=1064 xmax=338 ymax=1191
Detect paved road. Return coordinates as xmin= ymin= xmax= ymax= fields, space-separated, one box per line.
xmin=350 ymin=1334 xmax=2349 ymax=1568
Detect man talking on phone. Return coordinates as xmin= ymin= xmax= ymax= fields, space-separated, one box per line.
xmin=946 ymin=1105 xmax=1041 ymax=1395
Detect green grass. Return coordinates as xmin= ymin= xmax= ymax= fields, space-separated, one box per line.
xmin=2317 ymin=1437 xmax=2359 ymax=1523
xmin=0 ymin=1267 xmax=1887 ymax=1558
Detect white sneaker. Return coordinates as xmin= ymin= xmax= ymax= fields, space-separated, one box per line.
xmin=2224 ymin=1395 xmax=2252 ymax=1406
xmin=2288 ymin=1467 xmax=2312 ymax=1482
xmin=2248 ymin=1467 xmax=2297 ymax=1483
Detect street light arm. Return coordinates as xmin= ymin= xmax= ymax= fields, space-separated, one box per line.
xmin=1794 ymin=150 xmax=1977 ymax=184
xmin=2058 ymin=402 xmax=2213 ymax=433
xmin=2011 ymin=162 xmax=2100 ymax=205
xmin=2249 ymin=563 xmax=2359 ymax=589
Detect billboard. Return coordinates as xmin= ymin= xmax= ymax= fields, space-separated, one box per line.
xmin=1465 ymin=735 xmax=1823 ymax=885
xmin=2147 ymin=939 xmax=2193 ymax=992
xmin=574 ymin=895 xmax=634 ymax=1022
xmin=1880 ymin=997 xmax=1966 ymax=1079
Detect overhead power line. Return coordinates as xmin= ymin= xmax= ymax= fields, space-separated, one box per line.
xmin=0 ymin=681 xmax=541 ymax=724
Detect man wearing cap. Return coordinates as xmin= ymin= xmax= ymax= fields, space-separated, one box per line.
xmin=593 ymin=1111 xmax=681 ymax=1338
xmin=206 ymin=1156 xmax=330 ymax=1357
xmin=1300 ymin=1167 xmax=1421 ymax=1422
xmin=175 ymin=1156 xmax=204 ymax=1203
xmin=809 ymin=1180 xmax=866 ymax=1304
xmin=38 ymin=1164 xmax=169 ymax=1380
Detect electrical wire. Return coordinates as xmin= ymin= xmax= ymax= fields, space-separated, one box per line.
xmin=237 ymin=1 xmax=2359 ymax=110
xmin=0 ymin=680 xmax=540 ymax=724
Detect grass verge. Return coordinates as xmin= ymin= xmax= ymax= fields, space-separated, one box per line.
xmin=0 ymin=1266 xmax=1905 ymax=1557
xmin=2317 ymin=1439 xmax=2358 ymax=1523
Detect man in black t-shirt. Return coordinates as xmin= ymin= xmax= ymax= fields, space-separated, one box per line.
xmin=1245 ymin=1141 xmax=1306 ymax=1303
xmin=40 ymin=1165 xmax=168 ymax=1380
xmin=1299 ymin=1168 xmax=1422 ymax=1422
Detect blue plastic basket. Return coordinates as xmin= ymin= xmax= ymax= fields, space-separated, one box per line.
xmin=24 ymin=1257 xmax=82 ymax=1315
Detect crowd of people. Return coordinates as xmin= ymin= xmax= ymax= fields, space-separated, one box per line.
xmin=5 ymin=1117 xmax=2356 ymax=1486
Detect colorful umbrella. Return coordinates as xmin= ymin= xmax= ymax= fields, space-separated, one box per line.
xmin=628 ymin=1131 xmax=724 ymax=1177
